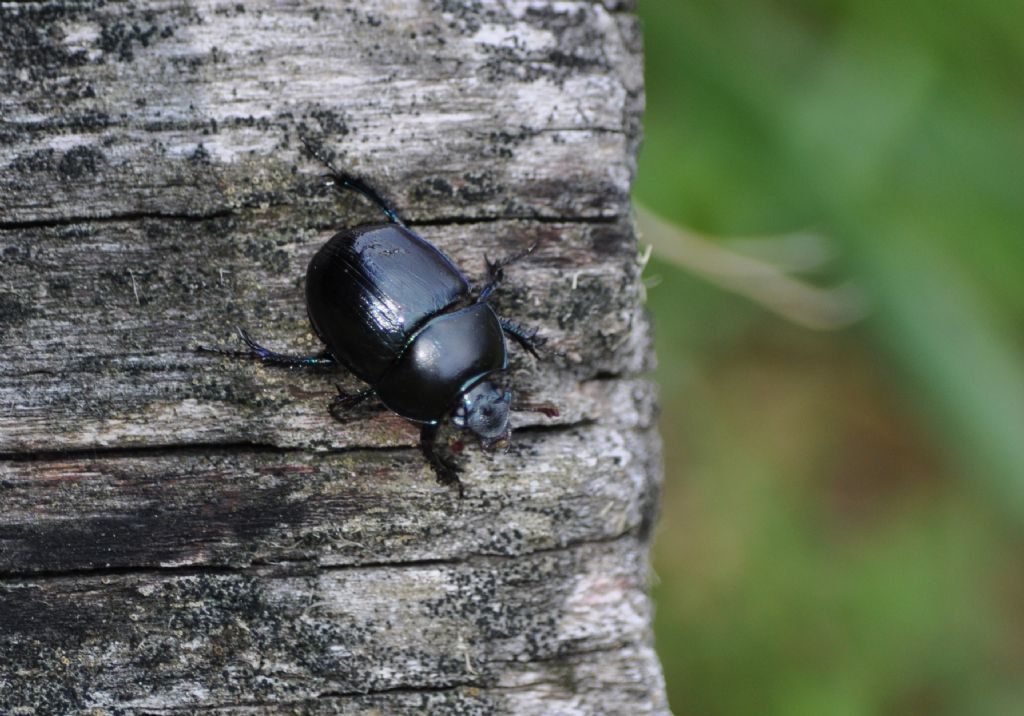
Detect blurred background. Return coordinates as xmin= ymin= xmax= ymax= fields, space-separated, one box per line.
xmin=634 ymin=1 xmax=1024 ymax=714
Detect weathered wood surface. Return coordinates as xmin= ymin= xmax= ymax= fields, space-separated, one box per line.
xmin=0 ymin=0 xmax=665 ymax=713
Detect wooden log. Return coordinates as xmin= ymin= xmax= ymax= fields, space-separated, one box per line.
xmin=0 ymin=0 xmax=665 ymax=712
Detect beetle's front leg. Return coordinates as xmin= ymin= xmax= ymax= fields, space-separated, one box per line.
xmin=499 ymin=317 xmax=547 ymax=359
xmin=419 ymin=424 xmax=465 ymax=498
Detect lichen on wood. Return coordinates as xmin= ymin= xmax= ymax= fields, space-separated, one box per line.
xmin=0 ymin=0 xmax=666 ymax=713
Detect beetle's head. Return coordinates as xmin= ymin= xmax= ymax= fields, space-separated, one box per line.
xmin=453 ymin=380 xmax=511 ymax=450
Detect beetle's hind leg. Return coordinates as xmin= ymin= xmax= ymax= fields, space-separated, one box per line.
xmin=477 ymin=242 xmax=538 ymax=301
xmin=300 ymin=137 xmax=408 ymax=228
xmin=419 ymin=424 xmax=465 ymax=498
xmin=196 ymin=328 xmax=335 ymax=368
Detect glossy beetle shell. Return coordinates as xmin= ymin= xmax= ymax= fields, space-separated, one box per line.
xmin=306 ymin=224 xmax=471 ymax=383
xmin=305 ymin=223 xmax=506 ymax=423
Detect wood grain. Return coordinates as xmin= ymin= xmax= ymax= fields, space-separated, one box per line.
xmin=0 ymin=1 xmax=665 ymax=713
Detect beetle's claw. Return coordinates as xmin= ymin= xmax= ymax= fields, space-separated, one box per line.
xmin=237 ymin=326 xmax=257 ymax=349
xmin=432 ymin=459 xmax=465 ymax=498
xmin=300 ymin=136 xmax=333 ymax=167
xmin=438 ymin=473 xmax=466 ymax=499
xmin=524 ymin=330 xmax=547 ymax=358
xmin=329 ymin=385 xmax=374 ymax=419
xmin=194 ymin=328 xmax=254 ymax=359
xmin=484 ymin=255 xmax=502 ymax=282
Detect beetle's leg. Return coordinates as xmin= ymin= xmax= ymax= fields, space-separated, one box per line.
xmin=477 ymin=242 xmax=538 ymax=301
xmin=236 ymin=329 xmax=336 ymax=367
xmin=301 ymin=137 xmax=408 ymax=228
xmin=419 ymin=424 xmax=465 ymax=498
xmin=196 ymin=328 xmax=335 ymax=368
xmin=499 ymin=317 xmax=547 ymax=359
xmin=328 ymin=385 xmax=375 ymax=421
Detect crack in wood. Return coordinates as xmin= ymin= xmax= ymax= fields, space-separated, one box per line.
xmin=0 ymin=210 xmax=625 ymax=233
xmin=0 ymin=486 xmax=636 ymax=583
xmin=0 ymin=418 xmax=598 ymax=463
xmin=131 ymin=639 xmax=649 ymax=713
xmin=0 ymin=209 xmax=238 ymax=231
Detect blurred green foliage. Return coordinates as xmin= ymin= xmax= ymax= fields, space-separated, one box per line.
xmin=635 ymin=0 xmax=1024 ymax=713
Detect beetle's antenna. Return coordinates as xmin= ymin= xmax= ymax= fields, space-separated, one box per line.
xmin=300 ymin=136 xmax=407 ymax=227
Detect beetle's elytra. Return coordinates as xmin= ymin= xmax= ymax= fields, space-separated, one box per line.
xmin=202 ymin=140 xmax=550 ymax=496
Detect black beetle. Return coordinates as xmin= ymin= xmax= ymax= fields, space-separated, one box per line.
xmin=203 ymin=141 xmax=552 ymax=495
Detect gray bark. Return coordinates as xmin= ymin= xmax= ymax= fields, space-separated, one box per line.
xmin=0 ymin=0 xmax=665 ymax=713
